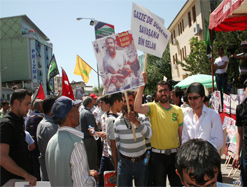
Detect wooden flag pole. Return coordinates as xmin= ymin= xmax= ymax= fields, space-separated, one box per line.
xmin=124 ymin=91 xmax=136 ymax=141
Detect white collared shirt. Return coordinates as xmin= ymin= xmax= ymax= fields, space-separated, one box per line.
xmin=182 ymin=105 xmax=224 ymax=151
xmin=58 ymin=126 xmax=96 ymax=187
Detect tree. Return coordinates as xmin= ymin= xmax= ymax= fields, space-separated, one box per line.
xmin=93 ymin=85 xmax=104 ymax=94
xmin=213 ymin=30 xmax=247 ymax=88
xmin=177 ymin=37 xmax=211 ymax=75
xmin=145 ymin=45 xmax=171 ymax=94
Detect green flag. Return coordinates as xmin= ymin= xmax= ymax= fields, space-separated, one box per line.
xmin=47 ymin=55 xmax=59 ymax=91
xmin=205 ymin=13 xmax=211 ymax=47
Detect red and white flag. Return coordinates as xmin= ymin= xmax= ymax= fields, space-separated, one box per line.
xmin=62 ymin=67 xmax=74 ymax=100
xmin=31 ymin=82 xmax=46 ymax=106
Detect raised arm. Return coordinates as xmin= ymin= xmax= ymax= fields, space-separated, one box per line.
xmin=134 ymin=73 xmax=150 ymax=114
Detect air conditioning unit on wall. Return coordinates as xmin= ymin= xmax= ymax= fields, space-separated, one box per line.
xmin=193 ymin=24 xmax=201 ymax=35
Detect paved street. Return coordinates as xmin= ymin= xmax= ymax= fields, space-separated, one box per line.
xmin=221 ymin=154 xmax=241 ymax=186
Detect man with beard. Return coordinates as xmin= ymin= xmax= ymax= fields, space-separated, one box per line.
xmin=114 ymin=91 xmax=152 ymax=186
xmin=102 ymin=37 xmax=133 ymax=92
xmin=134 ymin=73 xmax=183 ymax=186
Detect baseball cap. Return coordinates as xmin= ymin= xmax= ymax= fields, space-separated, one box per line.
xmin=52 ymin=96 xmax=82 ymax=121
xmin=90 ymin=93 xmax=98 ymax=99
xmin=241 ymin=41 xmax=247 ymax=46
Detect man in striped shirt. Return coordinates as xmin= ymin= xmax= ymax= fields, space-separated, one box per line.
xmin=114 ymin=91 xmax=152 ymax=186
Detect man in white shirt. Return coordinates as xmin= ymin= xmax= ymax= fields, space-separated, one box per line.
xmin=214 ymin=47 xmax=229 ymax=96
xmin=182 ymin=82 xmax=224 ymax=151
xmin=45 ymin=96 xmax=98 ymax=187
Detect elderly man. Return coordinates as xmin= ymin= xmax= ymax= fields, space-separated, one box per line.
xmin=0 ymin=89 xmax=37 ymax=186
xmin=46 ymin=96 xmax=98 ymax=186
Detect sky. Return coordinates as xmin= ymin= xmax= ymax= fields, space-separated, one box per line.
xmin=1 ymin=0 xmax=187 ymax=88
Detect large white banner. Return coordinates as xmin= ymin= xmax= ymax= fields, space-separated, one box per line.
xmin=131 ymin=3 xmax=171 ymax=58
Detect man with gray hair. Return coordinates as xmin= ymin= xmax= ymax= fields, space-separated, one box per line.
xmin=80 ymin=96 xmax=99 ymax=170
xmin=46 ymin=96 xmax=98 ymax=186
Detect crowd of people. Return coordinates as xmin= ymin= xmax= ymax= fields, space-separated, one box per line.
xmin=0 ymin=72 xmax=247 ymax=187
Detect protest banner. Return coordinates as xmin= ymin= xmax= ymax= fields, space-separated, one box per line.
xmin=92 ymin=30 xmax=144 ymax=95
xmin=131 ymin=3 xmax=170 ymax=58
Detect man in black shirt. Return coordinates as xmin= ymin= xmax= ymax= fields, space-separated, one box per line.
xmin=232 ymin=79 xmax=247 ymax=186
xmin=0 ymin=89 xmax=37 ymax=186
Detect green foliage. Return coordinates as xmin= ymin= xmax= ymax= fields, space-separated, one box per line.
xmin=92 ymin=85 xmax=104 ymax=93
xmin=177 ymin=37 xmax=211 ymax=75
xmin=145 ymin=45 xmax=171 ymax=94
xmin=213 ymin=30 xmax=247 ymax=87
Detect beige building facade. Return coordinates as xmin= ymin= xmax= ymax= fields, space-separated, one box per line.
xmin=168 ymin=0 xmax=216 ymax=81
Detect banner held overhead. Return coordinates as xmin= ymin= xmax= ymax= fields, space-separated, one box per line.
xmin=131 ymin=3 xmax=171 ymax=58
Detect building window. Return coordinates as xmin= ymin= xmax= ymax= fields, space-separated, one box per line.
xmin=171 ymin=32 xmax=173 ymax=43
xmin=184 ymin=46 xmax=187 ymax=58
xmin=182 ymin=48 xmax=184 ymax=60
xmin=192 ymin=6 xmax=196 ymax=23
xmin=182 ymin=19 xmax=184 ymax=31
xmin=180 ymin=50 xmax=182 ymax=61
xmin=180 ymin=22 xmax=182 ymax=34
xmin=188 ymin=11 xmax=192 ymax=27
xmin=178 ymin=24 xmax=180 ymax=35
xmin=175 ymin=53 xmax=178 ymax=63
xmin=173 ymin=55 xmax=175 ymax=64
xmin=173 ymin=30 xmax=176 ymax=38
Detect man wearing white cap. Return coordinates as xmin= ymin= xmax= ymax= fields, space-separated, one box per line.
xmin=232 ymin=40 xmax=247 ymax=86
xmin=46 ymin=96 xmax=98 ymax=187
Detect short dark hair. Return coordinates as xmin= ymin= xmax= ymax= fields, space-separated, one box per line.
xmin=218 ymin=47 xmax=224 ymax=51
xmin=43 ymin=95 xmax=58 ymax=115
xmin=203 ymin=96 xmax=209 ymax=103
xmin=156 ymin=81 xmax=172 ymax=91
xmin=186 ymin=82 xmax=205 ymax=97
xmin=100 ymin=95 xmax=109 ymax=104
xmin=122 ymin=91 xmax=135 ymax=99
xmin=183 ymin=94 xmax=189 ymax=103
xmin=108 ymin=92 xmax=122 ymax=106
xmin=176 ymin=139 xmax=221 ymax=186
xmin=10 ymin=89 xmax=32 ymax=106
xmin=243 ymin=79 xmax=247 ymax=89
xmin=1 ymin=100 xmax=9 ymax=107
xmin=173 ymin=87 xmax=184 ymax=98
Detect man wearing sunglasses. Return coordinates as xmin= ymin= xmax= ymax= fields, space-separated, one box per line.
xmin=182 ymin=82 xmax=224 ymax=151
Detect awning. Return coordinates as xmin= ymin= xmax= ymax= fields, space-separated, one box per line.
xmin=209 ymin=0 xmax=247 ymax=31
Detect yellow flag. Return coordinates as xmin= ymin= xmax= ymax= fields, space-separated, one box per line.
xmin=74 ymin=55 xmax=92 ymax=83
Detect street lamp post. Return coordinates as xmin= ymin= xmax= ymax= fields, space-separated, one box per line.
xmin=76 ymin=17 xmax=100 ymax=92
xmin=0 ymin=67 xmax=7 ymax=100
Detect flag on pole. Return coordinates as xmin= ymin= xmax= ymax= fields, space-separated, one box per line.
xmin=31 ymin=82 xmax=45 ymax=106
xmin=47 ymin=55 xmax=59 ymax=91
xmin=205 ymin=13 xmax=211 ymax=54
xmin=62 ymin=67 xmax=74 ymax=100
xmin=74 ymin=55 xmax=92 ymax=83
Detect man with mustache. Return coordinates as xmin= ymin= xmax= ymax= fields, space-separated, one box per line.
xmin=114 ymin=91 xmax=152 ymax=186
xmin=134 ymin=73 xmax=183 ymax=186
xmin=102 ymin=37 xmax=133 ymax=92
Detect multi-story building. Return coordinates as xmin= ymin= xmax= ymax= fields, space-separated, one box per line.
xmin=168 ymin=0 xmax=218 ymax=81
xmin=0 ymin=15 xmax=53 ymax=99
xmin=54 ymin=76 xmax=62 ymax=95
